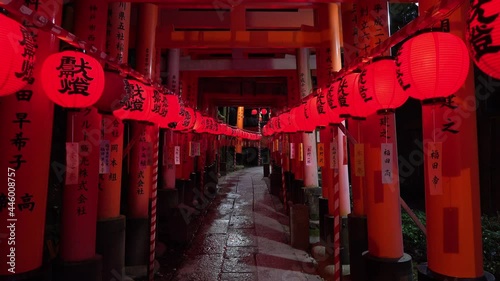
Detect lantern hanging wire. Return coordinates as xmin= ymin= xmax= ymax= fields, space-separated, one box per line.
xmin=0 ymin=0 xmax=468 ymax=116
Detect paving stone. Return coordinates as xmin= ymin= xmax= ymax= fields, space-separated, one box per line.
xmin=200 ymin=219 xmax=229 ymax=234
xmin=222 ymin=256 xmax=256 ymax=273
xmin=186 ymin=233 xmax=227 ymax=256
xmin=170 ymin=167 xmax=321 ymax=281
xmin=224 ymin=246 xmax=258 ymax=258
xmin=172 ymin=254 xmax=223 ymax=281
xmin=229 ymin=215 xmax=254 ymax=229
xmin=220 ymin=272 xmax=258 ymax=281
xmin=227 ymin=229 xmax=258 ymax=247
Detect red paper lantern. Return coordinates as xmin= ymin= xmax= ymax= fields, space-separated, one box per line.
xmin=41 ymin=50 xmax=104 ymax=108
xmin=251 ymin=109 xmax=258 ymax=115
xmin=279 ymin=112 xmax=297 ymax=133
xmin=95 ymin=71 xmax=128 ymax=113
xmin=361 ymin=58 xmax=409 ymax=114
xmin=337 ymin=73 xmax=361 ymax=119
xmin=150 ymin=91 xmax=182 ymax=126
xmin=396 ymin=31 xmax=470 ymax=102
xmin=467 ymin=0 xmax=500 ymax=79
xmin=113 ymin=79 xmax=152 ymax=122
xmin=293 ymin=103 xmax=316 ymax=133
xmin=261 ymin=108 xmax=268 ymax=115
xmin=0 ymin=14 xmax=36 ymax=96
xmin=169 ymin=106 xmax=196 ymax=131
xmin=324 ymin=81 xmax=343 ymax=124
xmin=306 ymin=96 xmax=329 ymax=128
xmin=148 ymin=87 xmax=167 ymax=124
xmin=193 ymin=114 xmax=212 ymax=134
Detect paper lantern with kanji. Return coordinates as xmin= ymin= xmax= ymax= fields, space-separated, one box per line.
xmin=306 ymin=96 xmax=329 ymax=128
xmin=0 ymin=14 xmax=36 ymax=97
xmin=193 ymin=114 xmax=210 ymax=134
xmin=279 ymin=112 xmax=297 ymax=133
xmin=94 ymin=71 xmax=128 ymax=113
xmin=293 ymin=103 xmax=316 ymax=133
xmin=170 ymin=106 xmax=196 ymax=131
xmin=337 ymin=73 xmax=361 ymax=118
xmin=112 ymin=79 xmax=152 ymax=122
xmin=164 ymin=94 xmax=182 ymax=124
xmin=324 ymin=80 xmax=343 ymax=124
xmin=467 ymin=0 xmax=500 ymax=79
xmin=396 ymin=31 xmax=470 ymax=103
xmin=361 ymin=58 xmax=409 ymax=114
xmin=41 ymin=50 xmax=105 ymax=108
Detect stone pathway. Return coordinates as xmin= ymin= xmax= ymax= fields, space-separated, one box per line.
xmin=171 ymin=167 xmax=323 ymax=281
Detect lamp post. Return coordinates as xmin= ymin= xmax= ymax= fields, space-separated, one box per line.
xmin=253 ymin=108 xmax=268 ymax=166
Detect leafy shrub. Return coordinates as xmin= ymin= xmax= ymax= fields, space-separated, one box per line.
xmin=402 ymin=210 xmax=500 ymax=278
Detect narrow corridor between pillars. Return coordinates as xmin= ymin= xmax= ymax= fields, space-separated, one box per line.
xmin=169 ymin=167 xmax=322 ymax=281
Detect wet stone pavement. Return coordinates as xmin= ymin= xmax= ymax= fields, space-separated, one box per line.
xmin=165 ymin=167 xmax=323 ymax=281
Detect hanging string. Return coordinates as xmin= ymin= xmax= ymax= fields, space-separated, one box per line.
xmin=385 ymin=115 xmax=389 ymax=144
xmin=71 ymin=113 xmax=75 ymax=143
xmin=357 ymin=119 xmax=361 ymax=143
xmin=432 ymin=106 xmax=436 ymax=143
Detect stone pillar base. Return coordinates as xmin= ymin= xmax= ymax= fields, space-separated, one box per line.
xmin=1 ymin=263 xmax=52 ymax=281
xmin=292 ymin=179 xmax=305 ymax=204
xmin=96 ymin=215 xmax=126 ymax=281
xmin=363 ymin=252 xmax=413 ymax=281
xmin=303 ymin=187 xmax=321 ymax=221
xmin=289 ymin=204 xmax=310 ymax=251
xmin=348 ymin=214 xmax=368 ymax=281
xmin=53 ymin=255 xmax=102 ymax=281
xmin=263 ymin=164 xmax=270 ymax=177
xmin=319 ymin=197 xmax=329 ymax=245
xmin=125 ymin=218 xmax=149 ymax=268
xmin=417 ymin=264 xmax=496 ymax=281
xmin=158 ymin=188 xmax=179 ymax=216
xmin=341 ymin=216 xmax=350 ymax=265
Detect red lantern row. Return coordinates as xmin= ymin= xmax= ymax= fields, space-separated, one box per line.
xmin=0 ymin=14 xmax=37 ymax=97
xmin=264 ymin=31 xmax=471 ymax=136
xmin=192 ymin=113 xmax=261 ymax=140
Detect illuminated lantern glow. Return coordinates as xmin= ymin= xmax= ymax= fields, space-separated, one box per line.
xmin=95 ymin=70 xmax=128 ymax=113
xmin=294 ymin=102 xmax=316 ymax=133
xmin=164 ymin=94 xmax=182 ymax=124
xmin=272 ymin=116 xmax=283 ymax=133
xmin=361 ymin=58 xmax=409 ymax=114
xmin=346 ymin=72 xmax=378 ymax=120
xmin=337 ymin=73 xmax=361 ymax=119
xmin=0 ymin=14 xmax=36 ymax=96
xmin=324 ymin=80 xmax=343 ymax=124
xmin=262 ymin=125 xmax=273 ymax=136
xmin=267 ymin=117 xmax=278 ymax=134
xmin=41 ymin=50 xmax=105 ymax=108
xmin=307 ymin=96 xmax=329 ymax=128
xmin=149 ymin=87 xmax=167 ymax=124
xmin=342 ymin=70 xmax=378 ymax=119
xmin=170 ymin=106 xmax=196 ymax=131
xmin=289 ymin=106 xmax=303 ymax=131
xmin=396 ymin=31 xmax=470 ymax=103
xmin=279 ymin=112 xmax=297 ymax=133
xmin=261 ymin=108 xmax=268 ymax=115
xmin=251 ymin=109 xmax=258 ymax=115
xmin=467 ymin=0 xmax=500 ymax=79
xmin=112 ymin=79 xmax=152 ymax=122
xmin=193 ymin=113 xmax=212 ymax=134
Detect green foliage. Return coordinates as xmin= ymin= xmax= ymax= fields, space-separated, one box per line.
xmin=401 ymin=210 xmax=427 ymax=263
xmin=402 ymin=210 xmax=500 ymax=277
xmin=482 ymin=215 xmax=500 ymax=276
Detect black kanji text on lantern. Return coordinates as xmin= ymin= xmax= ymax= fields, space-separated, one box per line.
xmin=56 ymin=56 xmax=94 ymax=96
